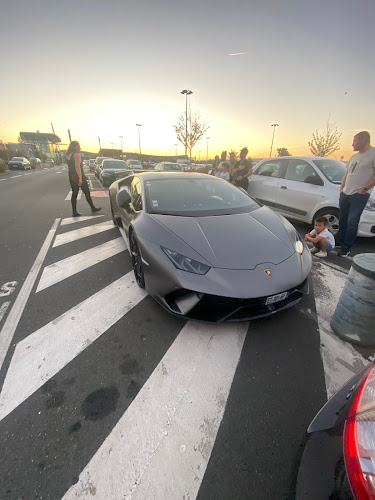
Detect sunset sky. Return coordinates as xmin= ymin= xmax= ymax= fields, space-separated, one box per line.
xmin=1 ymin=0 xmax=374 ymax=160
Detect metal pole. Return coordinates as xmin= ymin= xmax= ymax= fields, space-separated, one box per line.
xmin=175 ymin=144 xmax=177 ymax=156
xmin=185 ymin=93 xmax=188 ymax=158
xmin=136 ymin=125 xmax=142 ymax=154
xmin=269 ymin=124 xmax=279 ymax=158
xmin=119 ymin=136 xmax=123 ymax=152
xmin=206 ymin=137 xmax=210 ymax=161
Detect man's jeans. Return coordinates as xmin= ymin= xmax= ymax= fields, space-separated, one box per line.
xmin=336 ymin=192 xmax=370 ymax=250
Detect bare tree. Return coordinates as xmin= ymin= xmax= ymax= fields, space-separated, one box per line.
xmin=277 ymin=147 xmax=291 ymax=157
xmin=308 ymin=120 xmax=342 ymax=157
xmin=174 ymin=106 xmax=209 ymax=159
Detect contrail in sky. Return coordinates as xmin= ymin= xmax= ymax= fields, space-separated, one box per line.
xmin=229 ymin=52 xmax=248 ymax=56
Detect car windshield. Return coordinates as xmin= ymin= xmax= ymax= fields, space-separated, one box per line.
xmin=312 ymin=159 xmax=346 ymax=184
xmin=12 ymin=157 xmax=23 ymax=161
xmin=103 ymin=161 xmax=128 ymax=169
xmin=128 ymin=160 xmax=141 ymax=165
xmin=145 ymin=177 xmax=260 ymax=216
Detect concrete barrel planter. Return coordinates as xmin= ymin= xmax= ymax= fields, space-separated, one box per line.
xmin=331 ymin=253 xmax=375 ymax=347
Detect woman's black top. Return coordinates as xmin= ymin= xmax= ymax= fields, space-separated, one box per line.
xmin=67 ymin=154 xmax=84 ymax=183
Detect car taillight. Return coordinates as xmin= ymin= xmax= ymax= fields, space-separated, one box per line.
xmin=344 ymin=364 xmax=375 ymax=500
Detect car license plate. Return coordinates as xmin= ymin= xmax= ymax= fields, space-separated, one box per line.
xmin=265 ymin=292 xmax=288 ymax=305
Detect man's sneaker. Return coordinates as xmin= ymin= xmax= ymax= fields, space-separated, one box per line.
xmin=72 ymin=211 xmax=82 ymax=217
xmin=310 ymin=247 xmax=320 ymax=254
xmin=337 ymin=248 xmax=350 ymax=257
xmin=315 ymin=251 xmax=327 ymax=258
xmin=91 ymin=207 xmax=102 ymax=213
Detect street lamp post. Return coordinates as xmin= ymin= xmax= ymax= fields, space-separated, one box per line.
xmin=136 ymin=124 xmax=142 ymax=154
xmin=119 ymin=136 xmax=123 ymax=152
xmin=174 ymin=143 xmax=178 ymax=156
xmin=206 ymin=136 xmax=210 ymax=161
xmin=269 ymin=123 xmax=279 ymax=158
xmin=111 ymin=142 xmax=114 ymax=150
xmin=181 ymin=89 xmax=193 ymax=158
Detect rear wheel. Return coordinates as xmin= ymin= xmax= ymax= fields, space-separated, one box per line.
xmin=314 ymin=208 xmax=340 ymax=235
xmin=130 ymin=232 xmax=145 ymax=288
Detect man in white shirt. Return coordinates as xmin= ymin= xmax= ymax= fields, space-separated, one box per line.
xmin=336 ymin=131 xmax=375 ymax=256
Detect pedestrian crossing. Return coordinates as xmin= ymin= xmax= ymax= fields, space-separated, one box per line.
xmin=0 ymin=215 xmax=370 ymax=500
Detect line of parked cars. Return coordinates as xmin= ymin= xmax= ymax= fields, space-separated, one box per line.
xmin=7 ymin=156 xmax=55 ymax=170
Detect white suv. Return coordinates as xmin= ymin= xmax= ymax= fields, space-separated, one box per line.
xmin=248 ymin=156 xmax=375 ymax=237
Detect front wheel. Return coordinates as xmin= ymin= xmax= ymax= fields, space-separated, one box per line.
xmin=130 ymin=232 xmax=145 ymax=288
xmin=314 ymin=208 xmax=340 ymax=235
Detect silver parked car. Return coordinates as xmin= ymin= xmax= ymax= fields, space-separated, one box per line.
xmin=109 ymin=172 xmax=312 ymax=323
xmin=248 ymin=156 xmax=375 ymax=237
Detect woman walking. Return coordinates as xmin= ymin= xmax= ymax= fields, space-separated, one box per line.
xmin=66 ymin=141 xmax=101 ymax=217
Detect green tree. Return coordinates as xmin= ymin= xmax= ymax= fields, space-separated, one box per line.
xmin=308 ymin=120 xmax=342 ymax=157
xmin=174 ymin=106 xmax=209 ymax=159
xmin=277 ymin=147 xmax=291 ymax=157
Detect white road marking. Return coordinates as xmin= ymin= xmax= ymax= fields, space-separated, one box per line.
xmin=65 ymin=190 xmax=82 ymax=201
xmin=36 ymin=237 xmax=127 ymax=292
xmin=60 ymin=215 xmax=105 ymax=226
xmin=53 ymin=221 xmax=114 ymax=248
xmin=0 ymin=302 xmax=10 ymax=324
xmin=24 ymin=173 xmax=32 ymax=176
xmin=0 ymin=272 xmax=147 ymax=422
xmin=311 ymin=262 xmax=369 ymax=398
xmin=0 ymin=179 xmax=6 ymax=181
xmin=0 ymin=219 xmax=61 ymax=371
xmin=62 ymin=321 xmax=248 ymax=500
xmin=0 ymin=282 xmax=18 ymax=297
xmin=10 ymin=175 xmax=22 ymax=178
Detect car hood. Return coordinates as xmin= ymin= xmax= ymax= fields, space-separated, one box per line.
xmin=150 ymin=207 xmax=295 ymax=270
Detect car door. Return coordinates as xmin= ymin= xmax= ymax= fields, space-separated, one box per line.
xmin=274 ymin=159 xmax=325 ymax=222
xmin=248 ymin=159 xmax=288 ymax=207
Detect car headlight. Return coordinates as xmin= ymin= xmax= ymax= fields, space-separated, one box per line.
xmin=295 ymin=232 xmax=304 ymax=255
xmin=365 ymin=199 xmax=375 ymax=211
xmin=161 ymin=247 xmax=210 ymax=275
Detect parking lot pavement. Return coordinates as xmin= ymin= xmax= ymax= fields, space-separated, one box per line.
xmin=0 ymin=208 xmax=372 ymax=499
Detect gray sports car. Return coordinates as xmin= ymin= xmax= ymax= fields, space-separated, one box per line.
xmin=109 ymin=172 xmax=312 ymax=322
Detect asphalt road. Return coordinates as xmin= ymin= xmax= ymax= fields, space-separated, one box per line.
xmin=0 ymin=165 xmax=373 ymax=500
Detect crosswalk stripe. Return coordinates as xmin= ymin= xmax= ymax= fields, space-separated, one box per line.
xmin=60 ymin=215 xmax=105 ymax=226
xmin=65 ymin=190 xmax=82 ymax=201
xmin=53 ymin=221 xmax=115 ymax=248
xmin=36 ymin=237 xmax=127 ymax=292
xmin=0 ymin=272 xmax=147 ymax=422
xmin=62 ymin=321 xmax=248 ymax=500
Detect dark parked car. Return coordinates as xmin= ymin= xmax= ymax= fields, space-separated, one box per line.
xmin=94 ymin=157 xmax=112 ymax=177
xmin=109 ymin=172 xmax=311 ymax=322
xmin=296 ymin=361 xmax=375 ymax=500
xmin=8 ymin=157 xmax=32 ymax=170
xmin=99 ymin=159 xmax=132 ymax=187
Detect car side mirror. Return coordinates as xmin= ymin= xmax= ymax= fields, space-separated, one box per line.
xmin=304 ymin=175 xmax=324 ymax=186
xmin=116 ymin=189 xmax=131 ymax=208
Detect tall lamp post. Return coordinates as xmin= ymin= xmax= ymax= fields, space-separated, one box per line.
xmin=174 ymin=143 xmax=178 ymax=156
xmin=181 ymin=89 xmax=193 ymax=158
xmin=269 ymin=123 xmax=279 ymax=158
xmin=206 ymin=136 xmax=210 ymax=161
xmin=111 ymin=142 xmax=114 ymax=150
xmin=136 ymin=124 xmax=142 ymax=154
xmin=119 ymin=136 xmax=123 ymax=152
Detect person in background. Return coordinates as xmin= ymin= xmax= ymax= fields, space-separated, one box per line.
xmin=228 ymin=151 xmax=237 ymax=181
xmin=66 ymin=141 xmax=101 ymax=217
xmin=336 ymin=131 xmax=375 ymax=256
xmin=232 ymin=147 xmax=253 ymax=190
xmin=305 ymin=216 xmax=335 ymax=258
xmin=210 ymin=155 xmax=220 ymax=176
xmin=218 ymin=150 xmax=228 ymax=169
xmin=218 ymin=162 xmax=230 ymax=181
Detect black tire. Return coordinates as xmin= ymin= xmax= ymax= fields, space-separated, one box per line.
xmin=314 ymin=208 xmax=340 ymax=235
xmin=130 ymin=231 xmax=145 ymax=288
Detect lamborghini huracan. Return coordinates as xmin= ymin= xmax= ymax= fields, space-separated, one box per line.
xmin=109 ymin=172 xmax=312 ymax=322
